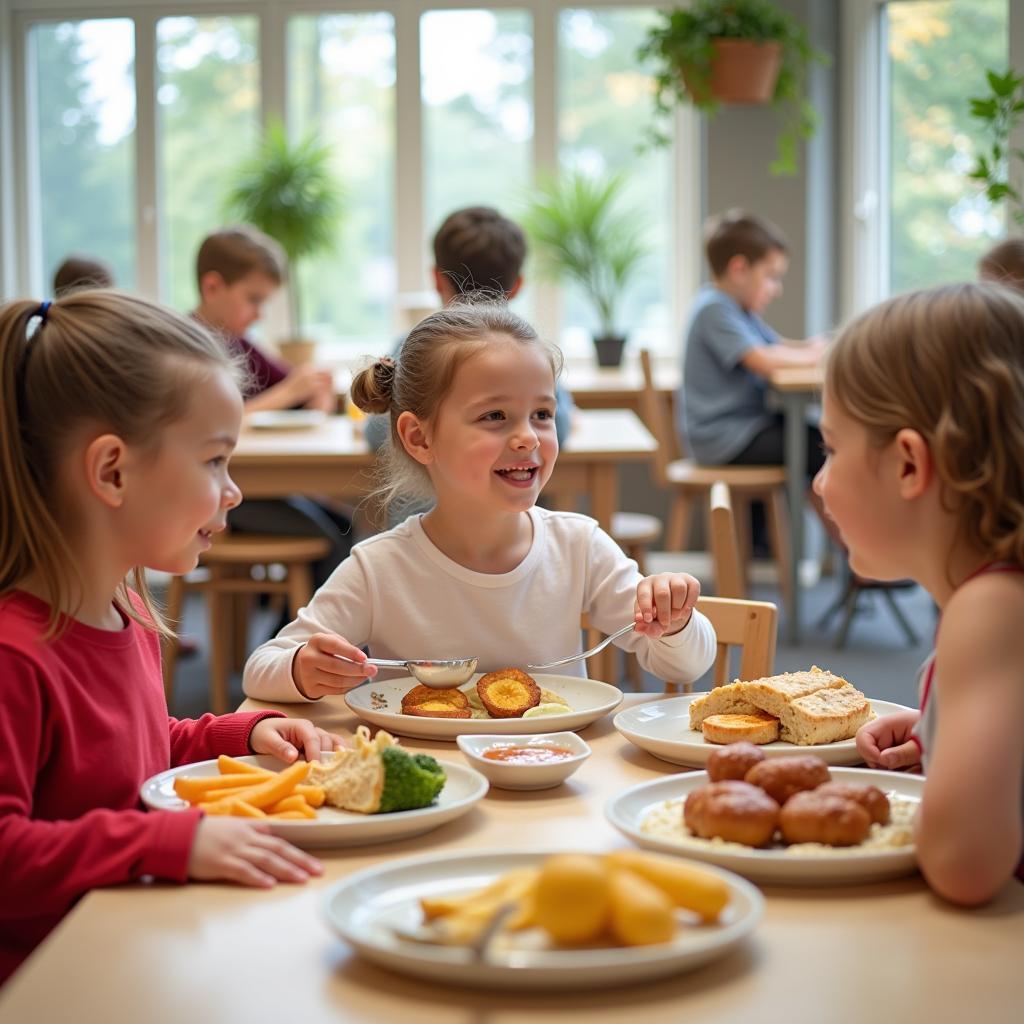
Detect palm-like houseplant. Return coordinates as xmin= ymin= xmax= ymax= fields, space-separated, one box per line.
xmin=522 ymin=170 xmax=650 ymax=367
xmin=225 ymin=121 xmax=344 ymax=340
xmin=637 ymin=0 xmax=829 ymax=176
xmin=967 ymin=68 xmax=1024 ymax=227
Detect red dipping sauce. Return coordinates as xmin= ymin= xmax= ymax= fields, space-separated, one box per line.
xmin=482 ymin=745 xmax=575 ymax=764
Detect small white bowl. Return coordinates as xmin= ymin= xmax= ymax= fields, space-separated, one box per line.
xmin=456 ymin=732 xmax=591 ymax=791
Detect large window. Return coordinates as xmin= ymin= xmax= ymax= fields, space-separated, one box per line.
xmin=28 ymin=19 xmax=136 ymax=291
xmin=887 ymin=0 xmax=1008 ymax=293
xmin=157 ymin=15 xmax=260 ymax=311
xmin=11 ymin=2 xmax=690 ymax=355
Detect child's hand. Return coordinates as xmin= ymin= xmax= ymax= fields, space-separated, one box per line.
xmin=634 ymin=572 xmax=700 ymax=638
xmin=292 ymin=633 xmax=378 ymax=699
xmin=249 ymin=716 xmax=344 ymax=764
xmin=188 ymin=818 xmax=322 ymax=888
xmin=855 ymin=710 xmax=922 ymax=771
xmin=280 ymin=365 xmax=335 ymax=412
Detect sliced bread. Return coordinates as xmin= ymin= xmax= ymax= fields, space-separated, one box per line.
xmin=701 ymin=712 xmax=781 ymax=745
xmin=775 ymin=683 xmax=872 ymax=745
xmin=688 ymin=681 xmax=760 ymax=730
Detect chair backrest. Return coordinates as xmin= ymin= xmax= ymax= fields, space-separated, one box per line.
xmin=709 ymin=481 xmax=746 ymax=599
xmin=696 ymin=595 xmax=777 ymax=687
xmin=638 ymin=349 xmax=682 ymax=485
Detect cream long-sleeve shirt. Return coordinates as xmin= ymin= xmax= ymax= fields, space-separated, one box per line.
xmin=242 ymin=507 xmax=717 ymax=702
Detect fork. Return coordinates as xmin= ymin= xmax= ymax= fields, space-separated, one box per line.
xmin=526 ymin=622 xmax=636 ymax=672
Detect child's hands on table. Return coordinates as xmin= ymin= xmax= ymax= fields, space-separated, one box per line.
xmin=634 ymin=572 xmax=700 ymax=638
xmin=855 ymin=710 xmax=922 ymax=771
xmin=249 ymin=716 xmax=343 ymax=763
xmin=188 ymin=817 xmax=323 ymax=888
xmin=292 ymin=633 xmax=377 ymax=699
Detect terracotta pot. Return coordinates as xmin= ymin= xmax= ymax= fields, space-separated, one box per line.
xmin=593 ymin=335 xmax=626 ymax=368
xmin=683 ymin=39 xmax=782 ymax=105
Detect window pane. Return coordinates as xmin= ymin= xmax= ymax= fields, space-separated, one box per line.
xmin=30 ymin=19 xmax=136 ymax=292
xmin=157 ymin=16 xmax=259 ymax=311
xmin=558 ymin=7 xmax=671 ymax=352
xmin=887 ymin=0 xmax=1008 ymax=293
xmin=422 ymin=10 xmax=533 ymax=254
xmin=288 ymin=13 xmax=395 ymax=346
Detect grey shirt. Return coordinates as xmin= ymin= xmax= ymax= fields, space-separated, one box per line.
xmin=678 ymin=286 xmax=778 ymax=465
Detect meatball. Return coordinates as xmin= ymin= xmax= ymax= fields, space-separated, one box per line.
xmin=815 ymin=782 xmax=890 ymax=825
xmin=684 ymin=780 xmax=780 ymax=848
xmin=744 ymin=755 xmax=831 ymax=805
xmin=779 ymin=791 xmax=872 ymax=846
xmin=706 ymin=741 xmax=767 ymax=782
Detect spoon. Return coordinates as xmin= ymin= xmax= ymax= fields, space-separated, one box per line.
xmin=334 ymin=655 xmax=479 ymax=688
xmin=526 ymin=622 xmax=637 ymax=672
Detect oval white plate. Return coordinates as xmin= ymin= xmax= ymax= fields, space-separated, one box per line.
xmin=140 ymin=754 xmax=487 ymax=849
xmin=346 ymin=673 xmax=624 ymax=741
xmin=606 ymin=767 xmax=922 ymax=886
xmin=246 ymin=409 xmax=327 ymax=430
xmin=324 ymin=848 xmax=763 ymax=990
xmin=614 ymin=693 xmax=916 ymax=768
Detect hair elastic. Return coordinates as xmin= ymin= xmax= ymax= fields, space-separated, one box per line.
xmin=34 ymin=300 xmax=51 ymax=325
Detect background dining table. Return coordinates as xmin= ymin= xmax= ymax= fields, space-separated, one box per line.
xmin=230 ymin=407 xmax=656 ymax=534
xmin=1 ymin=692 xmax=1019 ymax=1023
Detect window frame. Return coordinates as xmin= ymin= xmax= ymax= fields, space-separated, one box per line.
xmin=0 ymin=0 xmax=700 ymax=356
xmin=839 ymin=0 xmax=1024 ymax=320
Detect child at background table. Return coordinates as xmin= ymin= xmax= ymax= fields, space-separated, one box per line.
xmin=0 ymin=291 xmax=341 ymax=985
xmin=52 ymin=253 xmax=115 ymax=296
xmin=193 ymin=225 xmax=352 ymax=588
xmin=816 ymin=282 xmax=1024 ymax=905
xmin=242 ymin=299 xmax=716 ymax=702
xmin=978 ymin=236 xmax=1024 ymax=293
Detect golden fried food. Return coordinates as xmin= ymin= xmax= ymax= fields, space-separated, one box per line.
xmin=401 ymin=684 xmax=471 ymax=719
xmin=815 ymin=782 xmax=890 ymax=825
xmin=744 ymin=754 xmax=831 ymax=805
xmin=778 ymin=790 xmax=872 ymax=846
xmin=701 ymin=712 xmax=780 ymax=745
xmin=684 ymin=780 xmax=780 ymax=848
xmin=706 ymin=741 xmax=767 ymax=782
xmin=476 ymin=668 xmax=541 ymax=719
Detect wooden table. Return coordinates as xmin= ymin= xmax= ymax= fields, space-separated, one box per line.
xmin=230 ymin=408 xmax=656 ymax=534
xmin=563 ymin=356 xmax=679 ymax=413
xmin=3 ymin=694 xmax=1019 ymax=1022
xmin=768 ymin=366 xmax=825 ymax=644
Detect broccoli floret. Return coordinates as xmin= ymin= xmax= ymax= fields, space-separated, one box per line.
xmin=377 ymin=746 xmax=447 ymax=813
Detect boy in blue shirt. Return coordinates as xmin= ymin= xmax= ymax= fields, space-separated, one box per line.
xmin=679 ymin=209 xmax=826 ymax=474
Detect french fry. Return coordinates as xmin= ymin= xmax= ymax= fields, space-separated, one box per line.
xmin=268 ymin=810 xmax=315 ymax=820
xmin=174 ymin=773 xmax=264 ymax=803
xmin=295 ymin=784 xmax=325 ymax=808
xmin=217 ymin=755 xmax=274 ymax=777
xmin=203 ymin=760 xmax=309 ymax=811
xmin=267 ymin=795 xmax=307 ymax=814
xmin=198 ymin=798 xmax=267 ymax=818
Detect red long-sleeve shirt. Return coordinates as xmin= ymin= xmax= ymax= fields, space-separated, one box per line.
xmin=0 ymin=590 xmax=283 ymax=983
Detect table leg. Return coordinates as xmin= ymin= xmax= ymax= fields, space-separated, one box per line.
xmin=782 ymin=392 xmax=807 ymax=644
xmin=591 ymin=466 xmax=616 ymax=533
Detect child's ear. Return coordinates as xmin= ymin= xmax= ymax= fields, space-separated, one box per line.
xmin=725 ymin=254 xmax=749 ymax=279
xmin=84 ymin=434 xmax=128 ymax=508
xmin=893 ymin=428 xmax=932 ymax=500
xmin=395 ymin=411 xmax=433 ymax=466
xmin=199 ymin=270 xmax=225 ymax=302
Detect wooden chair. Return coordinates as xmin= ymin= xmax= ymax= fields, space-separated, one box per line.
xmin=638 ymin=349 xmax=792 ymax=612
xmin=659 ymin=594 xmax=778 ymax=694
xmin=162 ymin=534 xmax=331 ymax=715
xmin=709 ymin=481 xmax=746 ymax=598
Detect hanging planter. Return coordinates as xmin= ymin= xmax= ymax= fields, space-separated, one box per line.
xmin=638 ymin=1 xmax=829 ymax=176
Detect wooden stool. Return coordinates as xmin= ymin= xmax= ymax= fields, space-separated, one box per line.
xmin=611 ymin=511 xmax=663 ymax=690
xmin=639 ymin=349 xmax=792 ymax=613
xmin=162 ymin=534 xmax=331 ymax=714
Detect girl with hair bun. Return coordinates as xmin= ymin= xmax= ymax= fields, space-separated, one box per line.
xmin=244 ymin=300 xmax=717 ymax=703
xmin=814 ymin=282 xmax=1024 ymax=906
xmin=0 ymin=290 xmax=341 ymax=984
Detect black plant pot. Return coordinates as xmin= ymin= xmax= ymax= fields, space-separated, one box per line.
xmin=593 ymin=334 xmax=626 ymax=368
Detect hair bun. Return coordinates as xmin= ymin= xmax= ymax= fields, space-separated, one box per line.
xmin=350 ymin=355 xmax=396 ymax=415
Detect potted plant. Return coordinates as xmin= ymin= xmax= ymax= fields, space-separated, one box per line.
xmin=637 ymin=0 xmax=829 ymax=176
xmin=967 ymin=68 xmax=1024 ymax=226
xmin=225 ymin=120 xmax=344 ymax=353
xmin=522 ymin=170 xmax=650 ymax=368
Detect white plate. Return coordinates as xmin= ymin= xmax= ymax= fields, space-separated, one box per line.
xmin=346 ymin=674 xmax=624 ymax=741
xmin=246 ymin=409 xmax=327 ymax=430
xmin=613 ymin=693 xmax=916 ymax=768
xmin=323 ymin=848 xmax=763 ymax=990
xmin=606 ymin=767 xmax=922 ymax=886
xmin=140 ymin=754 xmax=487 ymax=849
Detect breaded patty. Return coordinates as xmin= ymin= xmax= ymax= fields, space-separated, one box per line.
xmin=401 ymin=684 xmax=471 ymax=719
